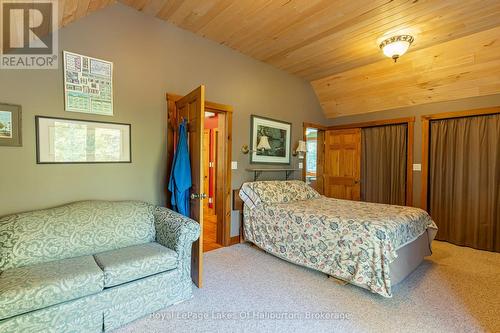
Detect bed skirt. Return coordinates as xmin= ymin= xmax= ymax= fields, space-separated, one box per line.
xmin=390 ymin=228 xmax=436 ymax=286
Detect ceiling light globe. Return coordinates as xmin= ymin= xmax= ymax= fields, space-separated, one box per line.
xmin=379 ymin=35 xmax=414 ymax=62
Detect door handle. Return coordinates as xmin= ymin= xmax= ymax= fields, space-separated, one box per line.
xmin=190 ymin=193 xmax=208 ymax=200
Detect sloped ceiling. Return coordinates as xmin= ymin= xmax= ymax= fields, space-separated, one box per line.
xmin=58 ymin=0 xmax=115 ymax=27
xmin=59 ymin=0 xmax=500 ymax=117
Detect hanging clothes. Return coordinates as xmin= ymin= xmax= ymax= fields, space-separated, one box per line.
xmin=168 ymin=119 xmax=192 ymax=217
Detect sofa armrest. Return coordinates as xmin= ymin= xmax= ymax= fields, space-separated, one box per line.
xmin=153 ymin=207 xmax=200 ymax=279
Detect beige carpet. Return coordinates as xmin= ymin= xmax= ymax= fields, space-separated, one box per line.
xmin=116 ymin=241 xmax=500 ymax=333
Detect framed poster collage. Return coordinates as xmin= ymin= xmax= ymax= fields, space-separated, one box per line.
xmin=2 ymin=51 xmax=131 ymax=164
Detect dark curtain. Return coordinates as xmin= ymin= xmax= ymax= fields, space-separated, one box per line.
xmin=361 ymin=124 xmax=407 ymax=206
xmin=430 ymin=113 xmax=500 ymax=252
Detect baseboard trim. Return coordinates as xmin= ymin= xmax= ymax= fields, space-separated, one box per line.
xmin=229 ymin=236 xmax=240 ymax=245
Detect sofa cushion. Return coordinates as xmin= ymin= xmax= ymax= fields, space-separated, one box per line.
xmin=0 ymin=200 xmax=156 ymax=270
xmin=93 ymin=242 xmax=178 ymax=287
xmin=0 ymin=256 xmax=103 ymax=320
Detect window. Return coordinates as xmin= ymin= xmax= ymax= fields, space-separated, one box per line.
xmin=305 ymin=128 xmax=318 ymax=184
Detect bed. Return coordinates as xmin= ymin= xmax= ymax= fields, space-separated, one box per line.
xmin=239 ymin=180 xmax=437 ymax=298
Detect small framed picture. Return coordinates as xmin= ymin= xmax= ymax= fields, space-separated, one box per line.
xmin=0 ymin=103 xmax=22 ymax=147
xmin=35 ymin=116 xmax=131 ymax=164
xmin=250 ymin=115 xmax=292 ymax=164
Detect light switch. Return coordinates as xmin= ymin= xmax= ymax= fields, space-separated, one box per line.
xmin=413 ymin=164 xmax=422 ymax=171
xmin=298 ymin=162 xmax=303 ymax=169
xmin=231 ymin=161 xmax=238 ymax=170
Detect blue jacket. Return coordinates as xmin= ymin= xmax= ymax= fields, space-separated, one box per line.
xmin=168 ymin=120 xmax=192 ymax=217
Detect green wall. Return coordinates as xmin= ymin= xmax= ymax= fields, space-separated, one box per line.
xmin=0 ymin=3 xmax=327 ymax=226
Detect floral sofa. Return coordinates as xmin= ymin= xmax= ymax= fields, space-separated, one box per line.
xmin=0 ymin=200 xmax=200 ymax=332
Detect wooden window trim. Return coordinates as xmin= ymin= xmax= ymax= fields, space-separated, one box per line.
xmin=407 ymin=121 xmax=414 ymax=206
xmin=302 ymin=122 xmax=326 ymax=183
xmin=420 ymin=106 xmax=500 ymax=211
xmin=327 ymin=117 xmax=415 ymax=206
xmin=303 ymin=122 xmax=328 ymax=130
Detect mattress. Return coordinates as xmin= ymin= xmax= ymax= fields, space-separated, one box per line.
xmin=243 ymin=196 xmax=437 ymax=297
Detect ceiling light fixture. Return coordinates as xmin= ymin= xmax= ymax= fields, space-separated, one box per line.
xmin=379 ymin=35 xmax=414 ymax=62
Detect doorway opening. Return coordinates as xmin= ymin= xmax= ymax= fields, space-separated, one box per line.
xmin=421 ymin=107 xmax=499 ymax=252
xmin=303 ymin=125 xmax=325 ymax=194
xmin=202 ymin=110 xmax=223 ymax=252
xmin=166 ymin=91 xmax=233 ymax=265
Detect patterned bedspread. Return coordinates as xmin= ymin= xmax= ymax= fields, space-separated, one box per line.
xmin=243 ymin=196 xmax=437 ymax=297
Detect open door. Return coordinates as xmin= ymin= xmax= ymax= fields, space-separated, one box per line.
xmin=324 ymin=128 xmax=361 ymax=200
xmin=174 ymin=85 xmax=205 ymax=288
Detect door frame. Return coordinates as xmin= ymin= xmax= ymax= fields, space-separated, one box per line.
xmin=302 ymin=122 xmax=328 ymax=193
xmin=327 ymin=116 xmax=415 ymax=206
xmin=420 ymin=107 xmax=500 ymax=211
xmin=166 ymin=93 xmax=233 ymax=247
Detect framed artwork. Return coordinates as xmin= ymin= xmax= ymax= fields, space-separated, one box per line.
xmin=36 ymin=116 xmax=131 ymax=164
xmin=250 ymin=115 xmax=292 ymax=164
xmin=0 ymin=103 xmax=22 ymax=147
xmin=63 ymin=51 xmax=114 ymax=116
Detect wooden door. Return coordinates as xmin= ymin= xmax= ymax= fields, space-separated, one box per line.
xmin=174 ymin=85 xmax=205 ymax=288
xmin=324 ymin=128 xmax=361 ymax=200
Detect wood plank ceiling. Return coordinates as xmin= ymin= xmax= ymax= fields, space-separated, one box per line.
xmin=60 ymin=0 xmax=500 ymax=118
xmin=58 ymin=0 xmax=115 ymax=27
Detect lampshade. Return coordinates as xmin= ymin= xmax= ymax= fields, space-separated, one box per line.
xmin=379 ymin=35 xmax=414 ymax=62
xmin=296 ymin=140 xmax=307 ymax=153
xmin=256 ymin=136 xmax=271 ymax=150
